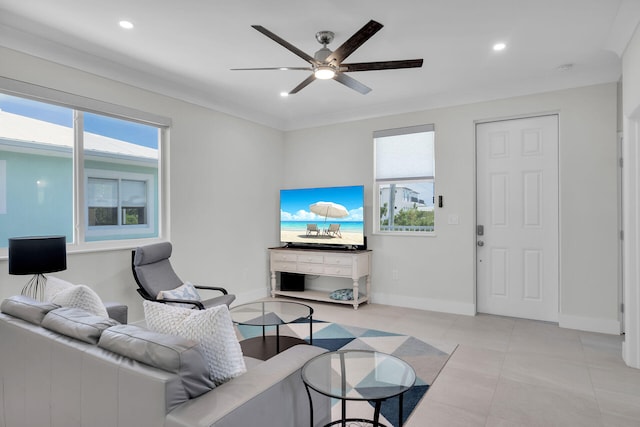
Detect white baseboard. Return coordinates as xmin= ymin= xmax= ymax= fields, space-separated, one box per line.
xmin=370 ymin=292 xmax=476 ymax=316
xmin=236 ymin=288 xmax=620 ymax=335
xmin=558 ymin=313 xmax=621 ymax=335
xmin=244 ymin=285 xmax=476 ymax=316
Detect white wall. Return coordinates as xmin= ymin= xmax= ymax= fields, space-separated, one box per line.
xmin=0 ymin=47 xmax=285 ymax=321
xmin=622 ymin=24 xmax=640 ymax=368
xmin=285 ymin=84 xmax=620 ymax=332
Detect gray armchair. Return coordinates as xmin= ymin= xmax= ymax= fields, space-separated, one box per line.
xmin=132 ymin=242 xmax=235 ymax=309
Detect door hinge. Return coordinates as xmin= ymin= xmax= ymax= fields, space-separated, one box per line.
xmin=620 ymin=157 xmax=624 ymax=168
xmin=620 ymin=230 xmax=624 ymax=240
xmin=621 ymin=303 xmax=624 ymax=313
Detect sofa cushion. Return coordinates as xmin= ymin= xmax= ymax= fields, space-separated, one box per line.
xmin=143 ymin=301 xmax=246 ymax=385
xmin=99 ymin=324 xmax=215 ymax=398
xmin=42 ymin=307 xmax=118 ymax=344
xmin=0 ymin=295 xmax=59 ymax=325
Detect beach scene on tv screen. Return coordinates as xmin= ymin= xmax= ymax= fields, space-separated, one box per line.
xmin=280 ymin=185 xmax=364 ymax=246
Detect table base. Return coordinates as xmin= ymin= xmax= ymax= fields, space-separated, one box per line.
xmin=323 ymin=418 xmax=387 ymax=427
xmin=239 ymin=336 xmax=308 ymax=360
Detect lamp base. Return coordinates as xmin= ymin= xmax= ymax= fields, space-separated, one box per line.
xmin=21 ymin=273 xmax=48 ymax=301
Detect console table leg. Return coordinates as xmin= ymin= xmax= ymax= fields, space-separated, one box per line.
xmin=353 ymin=280 xmax=359 ymax=310
xmin=270 ymin=271 xmax=276 ymax=297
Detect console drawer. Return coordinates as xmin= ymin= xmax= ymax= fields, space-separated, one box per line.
xmin=272 ymin=252 xmax=298 ymax=262
xmin=297 ymin=254 xmax=324 ymax=264
xmin=324 ymin=256 xmax=353 ymax=266
xmin=324 ymin=266 xmax=353 ymax=276
xmin=297 ymin=263 xmax=324 ymax=274
xmin=272 ymin=261 xmax=297 ymax=272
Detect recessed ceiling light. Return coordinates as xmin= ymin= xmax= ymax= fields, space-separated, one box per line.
xmin=119 ymin=20 xmax=134 ymax=30
xmin=493 ymin=42 xmax=506 ymax=51
xmin=280 ymin=92 xmax=289 ymax=97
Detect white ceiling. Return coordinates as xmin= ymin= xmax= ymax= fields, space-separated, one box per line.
xmin=1 ymin=0 xmax=639 ymax=130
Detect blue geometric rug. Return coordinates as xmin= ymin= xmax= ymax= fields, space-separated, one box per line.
xmin=236 ymin=319 xmax=456 ymax=426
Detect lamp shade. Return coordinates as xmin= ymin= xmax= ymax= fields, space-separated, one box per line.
xmin=8 ymin=236 xmax=67 ymax=275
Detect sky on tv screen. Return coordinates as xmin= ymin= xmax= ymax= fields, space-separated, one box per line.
xmin=280 ymin=185 xmax=364 ymax=222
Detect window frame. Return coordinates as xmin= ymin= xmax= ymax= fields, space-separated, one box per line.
xmin=373 ymin=124 xmax=436 ymax=236
xmin=0 ymin=76 xmax=170 ymax=254
xmin=84 ymin=169 xmax=156 ymax=238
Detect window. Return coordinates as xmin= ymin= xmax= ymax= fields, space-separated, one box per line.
xmin=373 ymin=124 xmax=435 ymax=234
xmin=86 ymin=171 xmax=155 ymax=239
xmin=0 ymin=83 xmax=167 ymax=249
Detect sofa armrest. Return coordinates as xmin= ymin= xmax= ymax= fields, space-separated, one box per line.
xmin=104 ymin=302 xmax=128 ymax=324
xmin=165 ymin=344 xmax=330 ymax=427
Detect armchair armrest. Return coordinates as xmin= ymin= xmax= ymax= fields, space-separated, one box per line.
xmin=104 ymin=301 xmax=128 ymax=324
xmin=193 ymin=284 xmax=229 ymax=295
xmin=135 ymin=289 xmax=206 ymax=309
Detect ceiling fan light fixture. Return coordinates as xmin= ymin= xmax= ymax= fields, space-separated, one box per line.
xmin=314 ymin=66 xmax=335 ymax=80
xmin=493 ymin=42 xmax=506 ymax=51
xmin=119 ymin=20 xmax=134 ymax=30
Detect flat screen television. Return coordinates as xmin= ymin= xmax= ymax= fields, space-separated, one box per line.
xmin=280 ymin=184 xmax=365 ymax=249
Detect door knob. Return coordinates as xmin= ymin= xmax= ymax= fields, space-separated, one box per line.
xmin=477 ymin=240 xmax=484 ymax=247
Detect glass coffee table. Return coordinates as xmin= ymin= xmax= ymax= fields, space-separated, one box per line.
xmin=302 ymin=350 xmax=416 ymax=427
xmin=229 ymin=300 xmax=313 ymax=360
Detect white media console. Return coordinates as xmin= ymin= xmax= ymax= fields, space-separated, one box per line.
xmin=269 ymin=247 xmax=372 ymax=310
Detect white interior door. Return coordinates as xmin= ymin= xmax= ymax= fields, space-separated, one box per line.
xmin=476 ymin=115 xmax=559 ymax=322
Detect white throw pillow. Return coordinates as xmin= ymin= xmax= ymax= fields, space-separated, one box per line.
xmin=51 ymin=284 xmax=109 ymax=318
xmin=143 ymin=300 xmax=246 ymax=385
xmin=157 ymin=282 xmax=202 ymax=308
xmin=44 ymin=276 xmax=74 ymax=302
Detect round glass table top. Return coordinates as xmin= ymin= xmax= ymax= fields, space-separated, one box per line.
xmin=229 ymin=300 xmax=313 ymax=326
xmin=302 ymin=350 xmax=416 ymax=401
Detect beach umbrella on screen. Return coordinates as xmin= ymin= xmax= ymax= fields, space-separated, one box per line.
xmin=309 ymin=201 xmax=349 ymax=225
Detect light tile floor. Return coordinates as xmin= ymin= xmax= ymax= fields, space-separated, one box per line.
xmin=295 ymin=299 xmax=640 ymax=427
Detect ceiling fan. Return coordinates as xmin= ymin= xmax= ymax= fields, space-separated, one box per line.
xmin=231 ymin=20 xmax=423 ymax=95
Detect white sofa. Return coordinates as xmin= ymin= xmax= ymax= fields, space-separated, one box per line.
xmin=0 ymin=296 xmax=330 ymax=427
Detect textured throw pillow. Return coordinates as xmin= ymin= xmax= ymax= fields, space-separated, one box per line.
xmin=157 ymin=282 xmax=202 ymax=308
xmin=51 ymin=284 xmax=109 ymax=317
xmin=44 ymin=276 xmax=75 ymax=302
xmin=143 ymin=300 xmax=246 ymax=385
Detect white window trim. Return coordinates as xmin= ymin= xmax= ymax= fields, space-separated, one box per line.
xmin=0 ymin=160 xmax=6 ymax=214
xmin=373 ymin=124 xmax=436 ymax=236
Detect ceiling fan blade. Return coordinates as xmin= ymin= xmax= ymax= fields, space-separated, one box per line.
xmin=231 ymin=67 xmax=313 ymax=71
xmin=326 ymin=20 xmax=384 ymax=65
xmin=289 ymin=74 xmax=317 ymax=94
xmin=340 ymin=59 xmax=424 ymax=72
xmin=334 ymin=73 xmax=372 ymax=95
xmin=252 ymin=25 xmax=317 ymax=65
